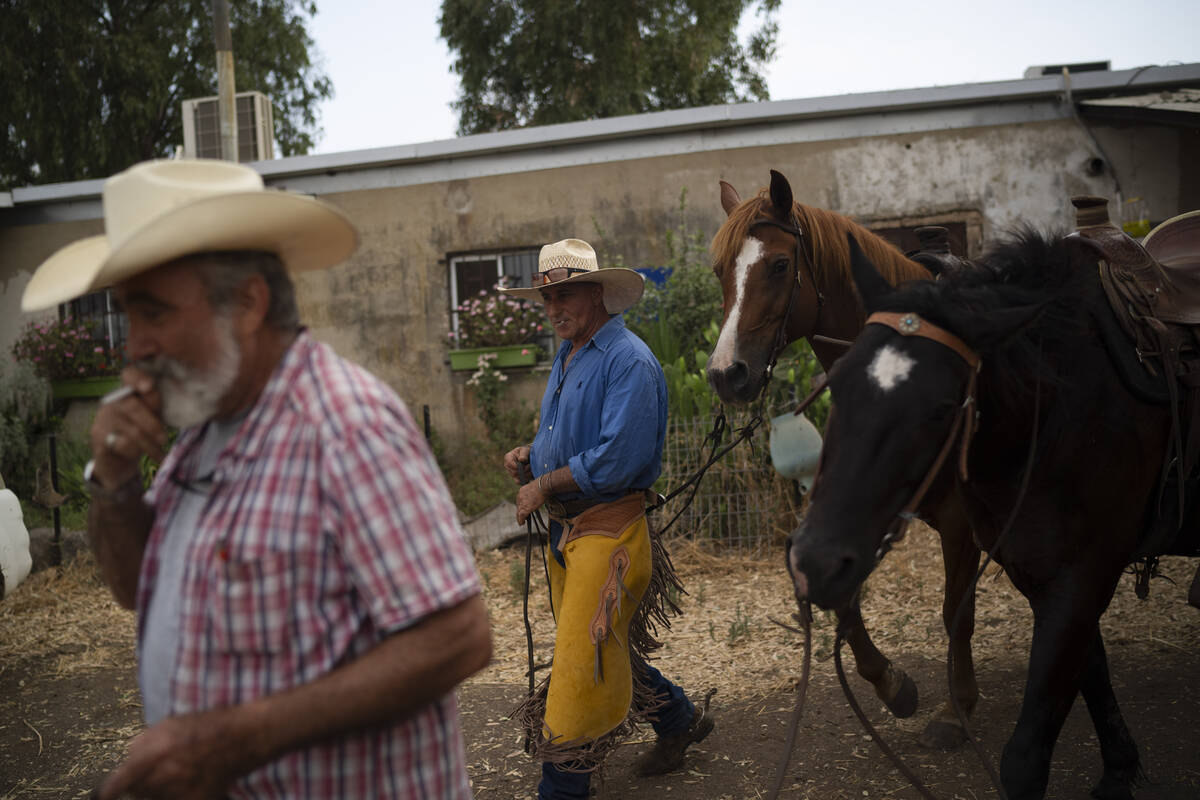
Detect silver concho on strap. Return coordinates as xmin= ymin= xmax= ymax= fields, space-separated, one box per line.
xmin=898 ymin=313 xmax=921 ymax=334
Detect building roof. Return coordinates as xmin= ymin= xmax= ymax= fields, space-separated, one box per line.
xmin=4 ymin=62 xmax=1199 ymax=227
xmin=1079 ymin=88 xmax=1200 ymax=125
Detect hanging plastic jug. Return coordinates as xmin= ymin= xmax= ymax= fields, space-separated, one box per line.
xmin=768 ymin=411 xmax=823 ymax=492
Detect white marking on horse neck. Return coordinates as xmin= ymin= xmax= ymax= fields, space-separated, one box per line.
xmin=710 ymin=236 xmax=763 ymax=370
xmin=868 ymin=345 xmax=916 ymax=391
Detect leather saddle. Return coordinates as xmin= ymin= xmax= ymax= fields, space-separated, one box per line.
xmin=907 ymin=226 xmax=972 ymax=278
xmin=1066 ymin=197 xmax=1200 ymax=564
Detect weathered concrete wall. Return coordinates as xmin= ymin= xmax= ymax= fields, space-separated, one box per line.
xmin=0 ymin=218 xmax=104 ymax=356
xmin=293 ymin=117 xmax=1151 ymax=449
xmin=0 ymin=116 xmax=1190 ymax=457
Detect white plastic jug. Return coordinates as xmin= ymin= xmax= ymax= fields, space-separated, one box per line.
xmin=768 ymin=412 xmax=823 ymax=492
xmin=0 ymin=489 xmax=33 ymax=599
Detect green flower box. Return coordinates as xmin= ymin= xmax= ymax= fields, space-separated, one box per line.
xmin=449 ymin=344 xmax=538 ymax=371
xmin=51 ymin=376 xmax=122 ymax=399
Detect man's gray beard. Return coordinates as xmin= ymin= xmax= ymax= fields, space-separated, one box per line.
xmin=140 ymin=315 xmax=242 ymax=429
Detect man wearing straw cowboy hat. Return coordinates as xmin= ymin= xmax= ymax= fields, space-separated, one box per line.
xmin=500 ymin=239 xmax=714 ymax=800
xmin=21 ymin=159 xmax=491 ymax=800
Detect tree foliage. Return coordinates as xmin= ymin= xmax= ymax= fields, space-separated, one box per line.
xmin=0 ymin=0 xmax=332 ymax=190
xmin=439 ymin=0 xmax=779 ymax=135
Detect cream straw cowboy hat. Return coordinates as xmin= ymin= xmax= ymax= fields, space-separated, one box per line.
xmin=498 ymin=238 xmax=645 ymax=314
xmin=21 ymin=159 xmax=358 ymax=312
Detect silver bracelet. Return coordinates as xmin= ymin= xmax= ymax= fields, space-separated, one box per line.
xmin=82 ymin=460 xmax=143 ymax=503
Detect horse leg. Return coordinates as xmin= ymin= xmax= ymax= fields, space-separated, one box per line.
xmin=920 ymin=499 xmax=981 ymax=750
xmin=1079 ymin=632 xmax=1141 ymax=800
xmin=1000 ymin=573 xmax=1122 ymax=800
xmin=837 ymin=598 xmax=918 ymax=718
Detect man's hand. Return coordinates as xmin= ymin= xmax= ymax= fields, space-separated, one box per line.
xmin=96 ymin=707 xmax=260 ymax=800
xmin=88 ymin=366 xmax=166 ymax=489
xmin=515 ymin=480 xmax=547 ymax=525
xmin=503 ymin=445 xmax=532 ymax=484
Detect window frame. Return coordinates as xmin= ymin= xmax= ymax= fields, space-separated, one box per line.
xmin=60 ymin=289 xmax=128 ymax=354
xmin=447 ymin=247 xmax=552 ymax=358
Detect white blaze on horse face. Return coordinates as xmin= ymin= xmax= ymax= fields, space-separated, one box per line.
xmin=868 ymin=345 xmax=916 ymax=392
xmin=709 ymin=236 xmax=764 ymax=370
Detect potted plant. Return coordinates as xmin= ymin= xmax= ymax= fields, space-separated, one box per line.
xmin=11 ymin=317 xmax=123 ymax=398
xmin=448 ymin=289 xmax=545 ymax=371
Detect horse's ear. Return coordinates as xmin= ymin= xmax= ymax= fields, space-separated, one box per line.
xmin=847 ymin=233 xmax=893 ymax=311
xmin=719 ymin=180 xmax=741 ymax=216
xmin=769 ymin=170 xmax=793 ymax=216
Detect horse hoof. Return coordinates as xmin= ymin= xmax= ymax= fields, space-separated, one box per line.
xmin=876 ymin=668 xmax=918 ymax=719
xmin=918 ymin=720 xmax=967 ymax=751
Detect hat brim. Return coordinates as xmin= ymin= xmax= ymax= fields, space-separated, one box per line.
xmin=21 ymin=190 xmax=358 ymax=312
xmin=499 ymin=268 xmax=645 ymax=314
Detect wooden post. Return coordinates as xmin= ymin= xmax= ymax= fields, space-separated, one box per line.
xmin=212 ymin=0 xmax=238 ymax=161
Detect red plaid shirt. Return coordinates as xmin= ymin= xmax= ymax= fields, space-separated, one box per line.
xmin=137 ymin=331 xmax=480 ymax=799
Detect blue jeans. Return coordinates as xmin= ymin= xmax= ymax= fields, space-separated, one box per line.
xmin=537 ymin=661 xmax=695 ymax=799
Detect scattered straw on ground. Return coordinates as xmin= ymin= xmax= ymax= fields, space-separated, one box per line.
xmin=468 ymin=524 xmax=1200 ymax=704
xmin=0 ymin=552 xmax=136 ymax=680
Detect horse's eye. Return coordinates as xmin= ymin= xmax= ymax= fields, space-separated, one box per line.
xmin=770 ymin=257 xmax=789 ymax=275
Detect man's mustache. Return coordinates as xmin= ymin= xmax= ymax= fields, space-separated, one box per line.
xmin=132 ymin=356 xmax=188 ymax=383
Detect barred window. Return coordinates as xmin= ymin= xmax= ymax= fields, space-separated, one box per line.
xmin=448 ymin=248 xmax=552 ymax=356
xmin=62 ymin=290 xmax=128 ymax=355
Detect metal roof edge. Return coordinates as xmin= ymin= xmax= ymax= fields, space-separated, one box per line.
xmin=7 ymin=62 xmax=1198 ymax=207
xmin=256 ymin=62 xmax=1200 ymax=178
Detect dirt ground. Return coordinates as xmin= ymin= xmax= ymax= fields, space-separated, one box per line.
xmin=1 ymin=525 xmax=1197 ymax=799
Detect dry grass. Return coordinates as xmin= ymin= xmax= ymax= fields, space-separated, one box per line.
xmin=469 ymin=524 xmax=1200 ymax=704
xmin=5 ymin=530 xmax=1196 ymax=699
xmin=0 ymin=552 xmax=136 ymax=680
xmin=1 ymin=526 xmax=1196 ymax=798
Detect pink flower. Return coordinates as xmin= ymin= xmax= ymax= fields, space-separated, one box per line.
xmin=521 ymin=349 xmax=529 ymax=356
xmin=94 ymin=346 xmax=104 ymax=353
xmin=65 ymin=352 xmax=74 ymax=358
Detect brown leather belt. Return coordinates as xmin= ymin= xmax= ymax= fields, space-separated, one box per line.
xmin=545 ymin=489 xmax=647 ymax=519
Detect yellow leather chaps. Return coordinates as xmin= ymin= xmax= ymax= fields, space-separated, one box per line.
xmin=543 ymin=493 xmax=652 ymax=745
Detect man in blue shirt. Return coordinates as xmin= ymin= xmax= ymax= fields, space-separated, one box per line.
xmin=501 ymin=239 xmax=714 ymax=800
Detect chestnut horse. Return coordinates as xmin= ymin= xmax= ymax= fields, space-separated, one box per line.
xmin=789 ymin=230 xmax=1200 ymax=799
xmin=706 ymin=170 xmax=981 ymax=747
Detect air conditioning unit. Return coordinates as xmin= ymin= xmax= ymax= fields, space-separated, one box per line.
xmin=181 ymin=90 xmax=275 ymax=161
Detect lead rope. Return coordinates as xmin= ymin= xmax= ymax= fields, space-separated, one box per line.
xmin=522 ymin=512 xmax=538 ymax=754
xmin=765 ymin=595 xmax=813 ymax=800
xmin=941 ymin=380 xmax=1041 ymax=800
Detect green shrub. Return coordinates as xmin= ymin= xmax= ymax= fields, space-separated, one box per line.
xmin=0 ymin=359 xmax=53 ymax=500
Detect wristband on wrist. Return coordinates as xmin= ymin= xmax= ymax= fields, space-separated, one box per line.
xmin=82 ymin=459 xmax=143 ymax=503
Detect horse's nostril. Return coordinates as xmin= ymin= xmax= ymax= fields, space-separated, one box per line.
xmin=728 ymin=361 xmax=748 ymax=391
xmin=832 ymin=553 xmax=857 ymax=585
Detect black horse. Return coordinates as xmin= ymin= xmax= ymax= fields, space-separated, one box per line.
xmin=788 ymin=228 xmax=1199 ymax=800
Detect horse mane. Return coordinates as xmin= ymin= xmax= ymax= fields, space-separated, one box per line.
xmin=875 ymin=226 xmax=1092 ymax=417
xmin=710 ymin=190 xmax=926 ymax=289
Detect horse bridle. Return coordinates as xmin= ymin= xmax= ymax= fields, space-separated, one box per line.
xmin=865 ymin=311 xmax=982 ymax=563
xmin=748 ymin=214 xmax=824 ymax=400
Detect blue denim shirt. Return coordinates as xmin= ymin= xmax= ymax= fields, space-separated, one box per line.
xmin=530 ymin=315 xmax=667 ymax=503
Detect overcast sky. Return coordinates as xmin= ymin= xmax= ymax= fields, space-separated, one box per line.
xmin=307 ymin=0 xmax=1200 ymax=156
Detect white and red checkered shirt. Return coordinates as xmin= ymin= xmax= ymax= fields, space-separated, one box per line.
xmin=137 ymin=331 xmax=480 ymax=799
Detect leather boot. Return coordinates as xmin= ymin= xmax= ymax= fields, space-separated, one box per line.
xmin=632 ymin=705 xmax=715 ymax=776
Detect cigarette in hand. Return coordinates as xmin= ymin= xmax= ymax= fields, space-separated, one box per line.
xmin=99 ymin=385 xmax=136 ymax=406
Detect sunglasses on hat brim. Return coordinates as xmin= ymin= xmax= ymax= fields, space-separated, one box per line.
xmin=531 ymin=266 xmax=592 ymax=287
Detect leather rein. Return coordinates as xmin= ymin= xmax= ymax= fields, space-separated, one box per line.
xmin=865 ymin=311 xmax=982 ymax=563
